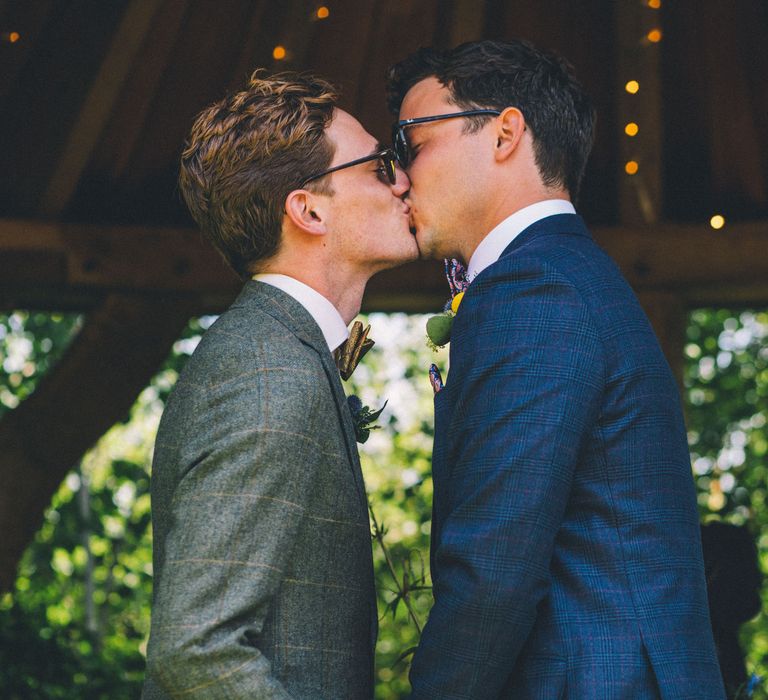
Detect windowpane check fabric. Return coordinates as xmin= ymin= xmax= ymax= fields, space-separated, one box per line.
xmin=409 ymin=214 xmax=724 ymax=699
xmin=142 ymin=282 xmax=376 ymax=699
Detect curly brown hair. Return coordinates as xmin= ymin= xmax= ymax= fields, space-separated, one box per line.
xmin=179 ymin=71 xmax=339 ymax=279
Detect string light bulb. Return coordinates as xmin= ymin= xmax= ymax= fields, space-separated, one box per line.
xmin=647 ymin=28 xmax=662 ymax=43
xmin=624 ymin=122 xmax=639 ymax=137
xmin=647 ymin=0 xmax=661 ymax=8
xmin=272 ymin=45 xmax=287 ymax=60
xmin=710 ymin=214 xmax=725 ymax=230
xmin=2 ymin=31 xmax=20 ymax=43
xmin=625 ymin=80 xmax=640 ymax=94
xmin=316 ymin=6 xmax=330 ymax=19
xmin=625 ymin=161 xmax=639 ymax=175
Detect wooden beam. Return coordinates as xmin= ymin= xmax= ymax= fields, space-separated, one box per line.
xmin=638 ymin=290 xmax=687 ymax=389
xmin=0 ymin=293 xmax=195 ymax=593
xmin=105 ymin=0 xmax=192 ymax=182
xmin=39 ymin=0 xmax=165 ymax=217
xmin=0 ymin=218 xmax=239 ymax=312
xmin=1 ymin=218 xmax=767 ymax=312
xmin=592 ymin=221 xmax=768 ymax=300
xmin=449 ymin=0 xmax=485 ymax=47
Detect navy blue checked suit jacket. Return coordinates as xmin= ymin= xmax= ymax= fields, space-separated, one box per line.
xmin=409 ymin=214 xmax=724 ymax=699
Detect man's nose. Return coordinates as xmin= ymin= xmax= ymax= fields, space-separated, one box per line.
xmin=392 ymin=165 xmax=410 ymax=197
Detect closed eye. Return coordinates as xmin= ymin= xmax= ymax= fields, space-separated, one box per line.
xmin=374 ymin=164 xmax=389 ymax=183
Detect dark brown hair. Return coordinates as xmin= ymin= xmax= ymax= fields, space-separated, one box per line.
xmin=387 ymin=39 xmax=595 ymax=200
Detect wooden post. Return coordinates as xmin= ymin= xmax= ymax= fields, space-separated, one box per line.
xmin=616 ymin=1 xmax=687 ymax=390
xmin=616 ymin=0 xmax=663 ymax=225
xmin=0 ymin=294 xmax=195 ymax=592
xmin=637 ymin=290 xmax=687 ymax=389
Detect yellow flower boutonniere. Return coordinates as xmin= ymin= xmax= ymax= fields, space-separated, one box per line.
xmin=426 ymin=258 xmax=470 ymax=351
xmin=450 ymin=291 xmax=465 ymax=314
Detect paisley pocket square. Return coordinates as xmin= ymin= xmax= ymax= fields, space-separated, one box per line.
xmin=429 ymin=363 xmax=444 ymax=394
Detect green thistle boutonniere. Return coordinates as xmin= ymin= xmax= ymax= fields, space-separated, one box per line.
xmin=347 ymin=395 xmax=388 ymax=443
xmin=426 ymin=291 xmax=464 ymax=350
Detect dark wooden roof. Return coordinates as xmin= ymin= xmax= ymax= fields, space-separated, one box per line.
xmin=1 ymin=1 xmax=767 ymax=310
xmin=2 ymin=1 xmax=767 ymax=227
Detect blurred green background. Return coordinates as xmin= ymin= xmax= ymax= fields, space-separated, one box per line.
xmin=0 ymin=308 xmax=765 ymax=699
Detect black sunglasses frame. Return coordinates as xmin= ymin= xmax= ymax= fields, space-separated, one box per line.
xmin=299 ymin=148 xmax=397 ymax=188
xmin=392 ymin=109 xmax=502 ymax=167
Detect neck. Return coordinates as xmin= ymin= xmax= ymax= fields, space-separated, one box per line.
xmin=259 ymin=259 xmax=368 ymax=325
xmin=459 ymin=185 xmax=570 ymax=263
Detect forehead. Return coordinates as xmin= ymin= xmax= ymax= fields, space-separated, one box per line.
xmin=326 ymin=108 xmax=377 ymax=163
xmin=399 ymin=76 xmax=453 ymax=119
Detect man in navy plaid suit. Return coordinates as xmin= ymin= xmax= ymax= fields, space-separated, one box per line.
xmin=387 ymin=40 xmax=725 ymax=699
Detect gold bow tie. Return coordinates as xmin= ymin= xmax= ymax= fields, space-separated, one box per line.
xmin=334 ymin=321 xmax=374 ymax=380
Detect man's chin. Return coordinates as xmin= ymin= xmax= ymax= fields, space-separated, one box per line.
xmin=413 ymin=233 xmax=444 ymax=261
xmin=415 ymin=235 xmax=462 ymax=262
xmin=370 ymin=244 xmax=421 ymax=272
xmin=398 ymin=244 xmax=421 ymax=265
xmin=403 ymin=233 xmax=422 ymax=262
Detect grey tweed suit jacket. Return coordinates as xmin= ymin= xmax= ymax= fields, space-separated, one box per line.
xmin=142 ymin=281 xmax=377 ymax=699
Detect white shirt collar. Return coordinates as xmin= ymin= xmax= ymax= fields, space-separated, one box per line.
xmin=466 ymin=199 xmax=576 ymax=282
xmin=252 ymin=273 xmax=349 ymax=352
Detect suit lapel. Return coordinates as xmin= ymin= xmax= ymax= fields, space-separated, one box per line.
xmin=238 ymin=282 xmax=368 ymax=508
xmin=314 ymin=349 xmax=370 ymax=509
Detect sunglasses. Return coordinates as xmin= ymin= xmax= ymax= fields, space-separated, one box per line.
xmin=300 ymin=148 xmax=398 ymax=188
xmin=392 ymin=109 xmax=501 ymax=167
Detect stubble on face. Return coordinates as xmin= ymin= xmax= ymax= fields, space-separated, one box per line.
xmin=398 ymin=77 xmax=481 ymax=263
xmin=325 ymin=110 xmax=418 ymax=272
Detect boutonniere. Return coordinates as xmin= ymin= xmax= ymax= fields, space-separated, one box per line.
xmin=425 ymin=258 xmax=470 ymax=350
xmin=347 ymin=395 xmax=388 ymax=443
xmin=426 ymin=291 xmax=464 ymax=349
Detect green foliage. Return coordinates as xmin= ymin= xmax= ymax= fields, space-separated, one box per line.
xmin=346 ymin=313 xmax=443 ymax=697
xmin=0 ymin=311 xmax=83 ymax=416
xmin=0 ymin=307 xmax=765 ymax=699
xmin=685 ymin=309 xmax=768 ymax=697
xmin=0 ymin=312 xmax=215 ymax=698
xmin=347 ymin=395 xmax=389 ymax=443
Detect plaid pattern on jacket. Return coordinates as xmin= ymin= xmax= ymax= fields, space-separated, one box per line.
xmin=409 ymin=214 xmax=724 ymax=699
xmin=142 ymin=282 xmax=376 ymax=699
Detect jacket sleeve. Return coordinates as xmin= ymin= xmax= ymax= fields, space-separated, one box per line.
xmin=146 ymin=363 xmax=324 ymax=699
xmin=409 ymin=259 xmax=605 ymax=698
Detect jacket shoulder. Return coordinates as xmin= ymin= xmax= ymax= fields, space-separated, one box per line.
xmin=182 ymin=302 xmax=323 ymax=393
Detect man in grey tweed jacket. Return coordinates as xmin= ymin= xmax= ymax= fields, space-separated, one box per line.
xmin=142 ymin=72 xmax=416 ymax=699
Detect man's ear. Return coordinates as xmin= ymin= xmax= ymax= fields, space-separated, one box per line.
xmin=284 ymin=189 xmax=328 ymax=236
xmin=494 ymin=107 xmax=526 ymax=162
